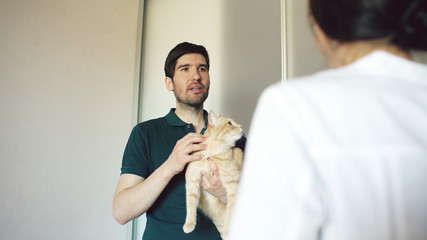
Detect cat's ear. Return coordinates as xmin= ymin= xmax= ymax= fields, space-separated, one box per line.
xmin=208 ymin=110 xmax=219 ymax=127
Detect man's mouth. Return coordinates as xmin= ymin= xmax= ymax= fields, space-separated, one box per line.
xmin=188 ymin=85 xmax=203 ymax=93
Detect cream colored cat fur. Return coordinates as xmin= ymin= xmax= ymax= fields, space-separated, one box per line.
xmin=183 ymin=111 xmax=244 ymax=238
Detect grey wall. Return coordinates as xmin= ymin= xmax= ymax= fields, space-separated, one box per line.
xmin=0 ymin=0 xmax=141 ymax=239
xmin=221 ymin=0 xmax=282 ymax=132
xmin=286 ymin=0 xmax=328 ymax=78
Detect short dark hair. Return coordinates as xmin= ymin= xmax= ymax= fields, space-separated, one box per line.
xmin=164 ymin=42 xmax=210 ymax=78
xmin=309 ymin=0 xmax=427 ymax=51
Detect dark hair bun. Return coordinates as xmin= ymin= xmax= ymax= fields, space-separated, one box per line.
xmin=309 ymin=0 xmax=427 ymax=51
xmin=392 ymin=0 xmax=427 ymax=51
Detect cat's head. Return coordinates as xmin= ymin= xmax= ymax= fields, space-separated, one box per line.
xmin=206 ymin=110 xmax=243 ymax=148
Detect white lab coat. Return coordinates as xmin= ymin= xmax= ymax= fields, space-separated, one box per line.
xmin=228 ymin=51 xmax=427 ymax=240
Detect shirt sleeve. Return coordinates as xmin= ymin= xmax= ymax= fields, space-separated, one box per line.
xmin=121 ymin=124 xmax=150 ymax=178
xmin=228 ymin=84 xmax=326 ymax=240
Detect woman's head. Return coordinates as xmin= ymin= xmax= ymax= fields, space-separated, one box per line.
xmin=309 ymin=0 xmax=427 ymax=51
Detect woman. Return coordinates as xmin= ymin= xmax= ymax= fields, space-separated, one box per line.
xmin=228 ymin=0 xmax=427 ymax=239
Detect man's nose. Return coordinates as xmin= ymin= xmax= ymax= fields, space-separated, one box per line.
xmin=191 ymin=69 xmax=201 ymax=81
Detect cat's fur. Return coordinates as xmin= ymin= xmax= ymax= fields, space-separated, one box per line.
xmin=183 ymin=111 xmax=244 ymax=238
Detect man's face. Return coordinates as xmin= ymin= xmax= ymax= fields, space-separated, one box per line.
xmin=166 ymin=53 xmax=210 ymax=108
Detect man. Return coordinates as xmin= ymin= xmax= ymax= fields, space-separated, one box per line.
xmin=113 ymin=42 xmax=245 ymax=239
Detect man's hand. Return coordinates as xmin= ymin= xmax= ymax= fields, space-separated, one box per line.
xmin=165 ymin=133 xmax=207 ymax=176
xmin=202 ymin=158 xmax=227 ymax=203
xmin=113 ymin=133 xmax=207 ymax=225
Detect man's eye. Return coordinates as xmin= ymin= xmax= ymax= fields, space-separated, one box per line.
xmin=199 ymin=67 xmax=207 ymax=72
xmin=181 ymin=68 xmax=189 ymax=72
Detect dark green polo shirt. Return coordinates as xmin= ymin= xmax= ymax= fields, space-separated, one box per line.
xmin=121 ymin=109 xmax=246 ymax=240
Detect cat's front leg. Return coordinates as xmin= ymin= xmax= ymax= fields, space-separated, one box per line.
xmin=183 ymin=166 xmax=202 ymax=233
xmin=222 ymin=182 xmax=238 ymax=237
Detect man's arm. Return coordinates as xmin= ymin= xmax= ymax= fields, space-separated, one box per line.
xmin=113 ymin=133 xmax=207 ymax=225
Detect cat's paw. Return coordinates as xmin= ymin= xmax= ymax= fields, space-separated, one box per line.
xmin=183 ymin=222 xmax=196 ymax=233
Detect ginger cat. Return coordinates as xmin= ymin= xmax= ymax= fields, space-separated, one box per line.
xmin=183 ymin=111 xmax=244 ymax=239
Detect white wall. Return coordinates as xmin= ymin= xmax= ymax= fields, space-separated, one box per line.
xmin=0 ymin=0 xmax=140 ymax=239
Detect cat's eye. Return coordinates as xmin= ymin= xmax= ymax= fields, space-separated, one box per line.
xmin=228 ymin=121 xmax=232 ymax=125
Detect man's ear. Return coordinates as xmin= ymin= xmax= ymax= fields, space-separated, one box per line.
xmin=165 ymin=77 xmax=174 ymax=91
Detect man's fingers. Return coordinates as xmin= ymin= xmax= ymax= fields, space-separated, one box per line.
xmin=187 ymin=153 xmax=205 ymax=163
xmin=189 ymin=143 xmax=207 ymax=154
xmin=179 ymin=133 xmax=205 ymax=145
xmin=207 ymin=158 xmax=218 ymax=172
xmin=173 ymin=132 xmax=206 ymax=158
xmin=201 ymin=172 xmax=213 ymax=189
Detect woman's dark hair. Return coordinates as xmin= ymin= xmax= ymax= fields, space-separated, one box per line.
xmin=309 ymin=0 xmax=427 ymax=51
xmin=164 ymin=42 xmax=210 ymax=78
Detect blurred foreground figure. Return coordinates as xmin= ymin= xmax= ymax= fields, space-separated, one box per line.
xmin=228 ymin=0 xmax=427 ymax=239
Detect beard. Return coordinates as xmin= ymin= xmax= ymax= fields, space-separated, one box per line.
xmin=173 ymin=84 xmax=209 ymax=108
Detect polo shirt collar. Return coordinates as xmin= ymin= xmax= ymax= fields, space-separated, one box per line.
xmin=165 ymin=108 xmax=209 ymax=129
